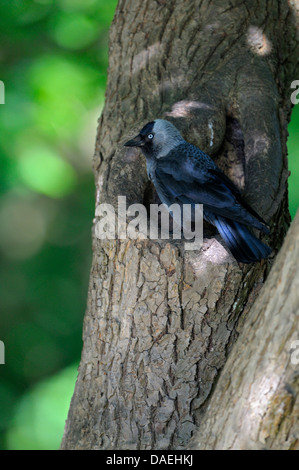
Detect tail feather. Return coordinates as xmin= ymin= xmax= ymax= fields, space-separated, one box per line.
xmin=213 ymin=216 xmax=272 ymax=264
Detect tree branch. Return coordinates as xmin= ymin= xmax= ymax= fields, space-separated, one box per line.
xmin=61 ymin=0 xmax=299 ymax=450
xmin=190 ymin=211 xmax=299 ymax=450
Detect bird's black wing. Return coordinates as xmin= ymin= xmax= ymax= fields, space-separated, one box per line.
xmin=155 ymin=156 xmax=269 ymax=233
xmin=208 ymin=168 xmax=268 ymax=226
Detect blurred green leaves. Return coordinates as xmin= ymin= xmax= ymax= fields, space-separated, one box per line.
xmin=0 ymin=0 xmax=298 ymax=452
xmin=27 ymin=55 xmax=102 ymax=138
xmin=6 ymin=363 xmax=78 ymax=450
xmin=0 ymin=0 xmax=117 ymax=450
xmin=51 ymin=13 xmax=99 ymax=49
xmin=18 ymin=146 xmax=77 ymax=197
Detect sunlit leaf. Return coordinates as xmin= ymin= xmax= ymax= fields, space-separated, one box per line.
xmin=6 ymin=364 xmax=78 ymax=450
xmin=17 ymin=146 xmax=77 ymax=198
xmin=51 ymin=13 xmax=99 ymax=50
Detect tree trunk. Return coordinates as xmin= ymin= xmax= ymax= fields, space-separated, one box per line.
xmin=61 ymin=0 xmax=299 ymax=450
xmin=190 ymin=210 xmax=299 ymax=450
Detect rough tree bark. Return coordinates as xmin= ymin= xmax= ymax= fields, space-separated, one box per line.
xmin=61 ymin=0 xmax=299 ymax=450
xmin=190 ymin=211 xmax=299 ymax=450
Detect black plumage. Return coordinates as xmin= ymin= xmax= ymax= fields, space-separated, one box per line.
xmin=124 ymin=119 xmax=272 ymax=263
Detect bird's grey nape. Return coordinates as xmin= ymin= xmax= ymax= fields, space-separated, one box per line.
xmin=153 ymin=119 xmax=184 ymax=158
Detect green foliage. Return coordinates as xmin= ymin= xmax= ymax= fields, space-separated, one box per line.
xmin=0 ymin=0 xmax=298 ymax=451
xmin=6 ymin=363 xmax=78 ymax=450
xmin=0 ymin=0 xmax=117 ymax=450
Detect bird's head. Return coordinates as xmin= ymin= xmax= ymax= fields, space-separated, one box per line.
xmin=124 ymin=119 xmax=184 ymax=158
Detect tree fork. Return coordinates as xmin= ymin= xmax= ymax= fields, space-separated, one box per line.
xmin=190 ymin=211 xmax=299 ymax=450
xmin=61 ymin=0 xmax=299 ymax=450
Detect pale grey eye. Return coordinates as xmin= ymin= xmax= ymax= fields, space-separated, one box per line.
xmin=148 ymin=133 xmax=154 ymax=139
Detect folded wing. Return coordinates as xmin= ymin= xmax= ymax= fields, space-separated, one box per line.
xmin=155 ymin=152 xmax=269 ymax=234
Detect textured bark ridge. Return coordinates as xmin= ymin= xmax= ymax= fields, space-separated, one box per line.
xmin=190 ymin=211 xmax=299 ymax=450
xmin=61 ymin=0 xmax=299 ymax=450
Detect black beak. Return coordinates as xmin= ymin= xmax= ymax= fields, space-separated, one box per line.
xmin=124 ymin=134 xmax=144 ymax=147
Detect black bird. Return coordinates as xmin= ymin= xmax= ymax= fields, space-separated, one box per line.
xmin=124 ymin=119 xmax=272 ymax=263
